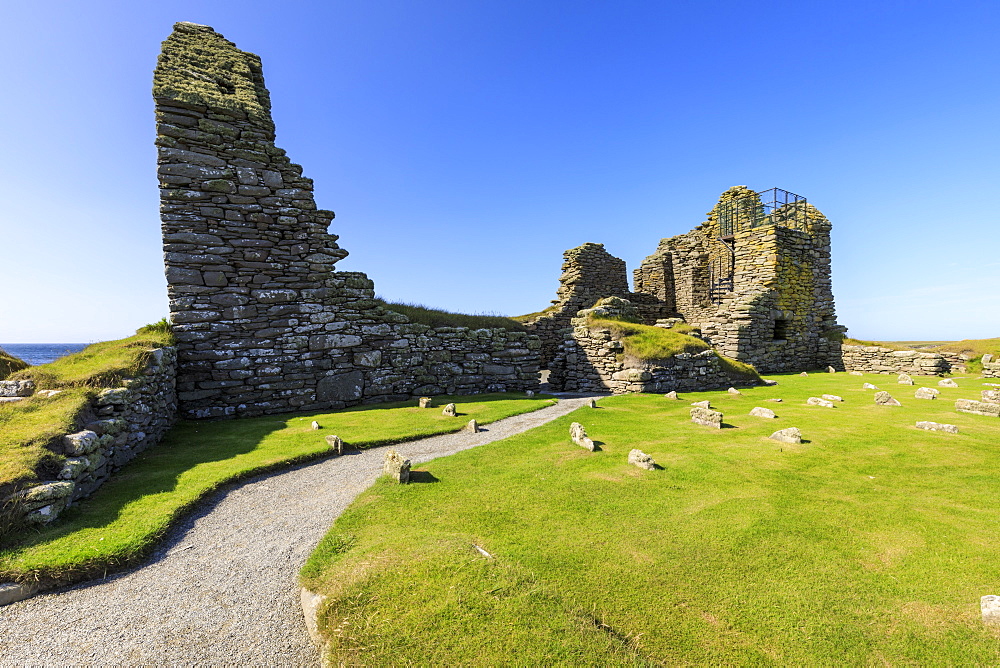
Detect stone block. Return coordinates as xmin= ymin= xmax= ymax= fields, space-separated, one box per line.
xmin=690 ymin=407 xmax=722 ymax=428
xmin=628 ymin=449 xmax=656 ymax=470
xmin=749 ymin=407 xmax=776 ymax=418
xmin=897 ymin=374 xmax=914 ymax=385
xmin=63 ymin=430 xmax=99 ymax=455
xmin=863 ymin=383 xmax=878 ymax=390
xmin=982 ymin=389 xmax=1000 ymax=404
xmin=442 ymin=403 xmax=457 ymax=417
xmin=465 ymin=419 xmax=480 ymax=433
xmin=383 ymin=450 xmax=410 ymax=483
xmin=983 ymin=596 xmax=1000 ymax=624
xmin=664 ymin=391 xmax=678 ymax=400
xmin=612 ymin=369 xmax=652 ymax=382
xmin=325 ymin=435 xmax=344 ymax=455
xmin=874 ymin=391 xmax=901 ymax=406
xmin=914 ymin=388 xmax=938 ymax=400
xmin=316 ymin=371 xmax=364 ymax=403
xmin=938 ymin=379 xmax=959 ymax=388
xmin=569 ymin=422 xmax=597 ymax=451
xmin=807 ymin=397 xmax=835 ymax=408
xmin=916 ymin=421 xmax=958 ymax=434
xmin=0 ymin=380 xmax=35 ymax=397
xmin=691 ymin=400 xmax=711 ymax=409
xmin=418 ymin=396 xmax=432 ymax=408
xmin=769 ymin=427 xmax=802 ymax=444
xmin=821 ymin=394 xmax=843 ymax=402
xmin=727 ymin=387 xmax=741 ymax=395
xmin=955 ymin=399 xmax=1000 ymax=417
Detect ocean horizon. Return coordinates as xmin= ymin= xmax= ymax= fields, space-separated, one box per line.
xmin=1 ymin=343 xmax=89 ymax=366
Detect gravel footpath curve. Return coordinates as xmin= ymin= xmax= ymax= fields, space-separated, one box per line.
xmin=0 ymin=395 xmax=597 ymax=666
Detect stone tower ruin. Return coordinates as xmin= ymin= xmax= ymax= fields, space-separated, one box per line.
xmin=526 ymin=186 xmax=844 ymax=383
xmin=155 ymin=23 xmax=539 ymax=418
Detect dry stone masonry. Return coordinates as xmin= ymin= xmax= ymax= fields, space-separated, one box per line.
xmin=841 ymin=346 xmax=950 ymax=376
xmin=155 ymin=23 xmax=539 ymax=419
xmin=8 ymin=347 xmax=177 ymax=526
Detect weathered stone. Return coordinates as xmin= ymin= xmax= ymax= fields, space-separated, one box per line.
xmin=863 ymin=383 xmax=878 ymax=390
xmin=767 ymin=398 xmax=783 ymax=402
xmin=588 ymin=399 xmax=598 ymax=408
xmin=310 ymin=421 xmax=321 ymax=430
xmin=749 ymin=407 xmax=776 ymax=418
xmin=938 ymin=379 xmax=959 ymax=388
xmin=727 ymin=387 xmax=741 ymax=395
xmin=465 ymin=419 xmax=480 ymax=433
xmin=58 ymin=457 xmax=89 ymax=480
xmin=806 ymin=397 xmax=835 ymax=408
xmin=325 ymin=434 xmax=344 ymax=455
xmin=442 ymin=403 xmax=457 ymax=417
xmin=914 ymin=387 xmax=938 ymax=400
xmin=691 ymin=400 xmax=711 ymax=409
xmin=821 ymin=394 xmax=843 ymax=402
xmin=897 ymin=374 xmax=914 ymax=385
xmin=874 ymin=391 xmax=901 ymax=406
xmin=0 ymin=380 xmax=35 ymax=397
xmin=418 ymin=396 xmax=432 ymax=408
xmin=799 ymin=372 xmax=808 ymax=377
xmin=612 ymin=368 xmax=651 ymax=382
xmin=983 ymin=389 xmax=1000 ymax=404
xmin=628 ymin=449 xmax=656 ymax=470
xmin=664 ymin=391 xmax=678 ymax=400
xmin=982 ymin=595 xmax=1000 ymax=624
xmin=769 ymin=427 xmax=802 ymax=444
xmin=916 ymin=421 xmax=958 ymax=434
xmin=849 ymin=370 xmax=864 ymax=376
xmin=955 ymin=399 xmax=1000 ymax=417
xmin=570 ymin=421 xmax=597 ymax=450
xmin=63 ymin=430 xmax=99 ymax=455
xmin=36 ymin=389 xmax=62 ymax=398
xmin=690 ymin=407 xmax=722 ymax=428
xmin=383 ymin=450 xmax=410 ymax=483
xmin=316 ymin=371 xmax=364 ymax=403
xmin=827 ymin=366 xmax=837 ymax=373
xmin=983 ymin=354 xmax=994 ymax=364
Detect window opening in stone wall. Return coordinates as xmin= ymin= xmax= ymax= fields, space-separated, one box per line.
xmin=773 ymin=319 xmax=789 ymax=341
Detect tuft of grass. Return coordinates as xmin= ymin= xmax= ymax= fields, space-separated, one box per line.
xmin=0 ymin=393 xmax=553 ymax=586
xmin=587 ymin=317 xmax=711 ymax=361
xmin=136 ymin=317 xmax=174 ymax=336
xmin=843 ymin=337 xmax=907 ymax=349
xmin=302 ymin=372 xmax=1000 ymax=664
xmin=377 ymin=299 xmax=526 ymax=332
xmin=0 ymin=347 xmax=30 ymax=380
xmin=510 ymin=304 xmax=560 ymax=323
xmin=715 ymin=354 xmax=763 ymax=382
xmin=9 ymin=331 xmax=174 ymax=390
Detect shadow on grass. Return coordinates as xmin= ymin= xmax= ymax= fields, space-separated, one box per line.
xmin=409 ymin=470 xmax=440 ymax=484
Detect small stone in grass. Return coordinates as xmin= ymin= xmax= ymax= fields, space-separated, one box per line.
xmin=916 ymin=421 xmax=958 ymax=434
xmin=628 ymin=449 xmax=656 ymax=471
xmin=827 ymin=366 xmax=837 ymax=373
xmin=690 ymin=407 xmax=722 ymax=428
xmin=749 ymin=407 xmax=776 ymax=418
xmin=982 ymin=596 xmax=1000 ymax=624
xmin=570 ymin=422 xmax=596 ymax=450
xmin=383 ymin=450 xmax=410 ymax=484
xmin=939 ymin=378 xmax=959 ymax=388
xmin=664 ymin=391 xmax=678 ymax=400
xmin=898 ymin=374 xmax=914 ymax=385
xmin=849 ymin=370 xmax=864 ymax=376
xmin=311 ymin=421 xmax=321 ymax=430
xmin=863 ymin=383 xmax=878 ymax=390
xmin=525 ymin=390 xmax=535 ymax=397
xmin=799 ymin=372 xmax=808 ymax=377
xmin=418 ymin=396 xmax=432 ymax=408
xmin=325 ymin=434 xmax=344 ymax=455
xmin=442 ymin=403 xmax=457 ymax=417
xmin=691 ymin=400 xmax=711 ymax=409
xmin=914 ymin=387 xmax=938 ymax=400
xmin=821 ymin=394 xmax=843 ymax=402
xmin=807 ymin=397 xmax=835 ymax=408
xmin=874 ymin=391 xmax=901 ymax=406
xmin=769 ymin=427 xmax=802 ymax=444
xmin=466 ymin=419 xmax=479 ymax=433
xmin=589 ymin=398 xmax=598 ymax=408
xmin=727 ymin=387 xmax=741 ymax=395
xmin=768 ymin=398 xmax=783 ymax=403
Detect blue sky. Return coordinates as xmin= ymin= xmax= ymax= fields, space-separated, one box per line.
xmin=1 ymin=0 xmax=997 ymax=343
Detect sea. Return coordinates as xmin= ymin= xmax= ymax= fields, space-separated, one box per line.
xmin=1 ymin=343 xmax=90 ymax=366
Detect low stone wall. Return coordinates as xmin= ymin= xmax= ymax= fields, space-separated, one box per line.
xmin=841 ymin=345 xmax=949 ymax=376
xmin=984 ymin=361 xmax=1000 ymax=378
xmin=9 ymin=347 xmax=178 ymax=525
xmin=550 ymin=318 xmax=744 ymax=393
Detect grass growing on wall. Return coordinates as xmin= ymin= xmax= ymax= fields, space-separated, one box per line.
xmin=0 ymin=393 xmax=553 ymax=586
xmin=302 ymin=372 xmax=1000 ymax=664
xmin=9 ymin=330 xmax=174 ymax=389
xmin=378 ymin=299 xmax=527 ymax=332
xmin=587 ymin=317 xmax=710 ymax=360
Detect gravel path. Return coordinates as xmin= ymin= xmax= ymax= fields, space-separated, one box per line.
xmin=0 ymin=395 xmax=596 ymax=666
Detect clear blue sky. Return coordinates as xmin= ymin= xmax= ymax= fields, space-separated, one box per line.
xmin=2 ymin=0 xmax=997 ymax=343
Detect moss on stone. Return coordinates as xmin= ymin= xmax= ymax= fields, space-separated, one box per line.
xmin=153 ymin=22 xmax=273 ymax=128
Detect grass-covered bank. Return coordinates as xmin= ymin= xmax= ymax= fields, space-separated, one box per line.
xmin=302 ymin=373 xmax=1000 ymax=664
xmin=0 ymin=346 xmax=29 ymax=379
xmin=0 ymin=393 xmax=553 ymax=586
xmin=1 ymin=330 xmax=176 ymax=493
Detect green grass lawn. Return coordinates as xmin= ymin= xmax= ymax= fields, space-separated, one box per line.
xmin=0 ymin=393 xmax=553 ymax=586
xmin=302 ymin=372 xmax=1000 ymax=664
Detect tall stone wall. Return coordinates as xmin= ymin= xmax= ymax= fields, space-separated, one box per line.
xmin=155 ymin=23 xmax=538 ymax=419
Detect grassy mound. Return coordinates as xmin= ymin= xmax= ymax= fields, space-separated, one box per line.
xmin=302 ymin=373 xmax=1000 ymax=664
xmin=0 ymin=393 xmax=553 ymax=586
xmin=378 ymin=300 xmax=527 ymax=332
xmin=0 ymin=347 xmax=30 ymax=380
xmin=9 ymin=330 xmax=174 ymax=390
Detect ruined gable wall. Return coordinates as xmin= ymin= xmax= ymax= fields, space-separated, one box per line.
xmin=156 ymin=23 xmax=538 ymax=418
xmin=634 ymin=226 xmax=715 ymax=324
xmin=523 ymin=243 xmax=630 ymax=367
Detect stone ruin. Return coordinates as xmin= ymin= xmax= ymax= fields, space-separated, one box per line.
xmin=525 ymin=186 xmax=845 ymax=391
xmin=154 ymin=23 xmax=540 ymax=419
